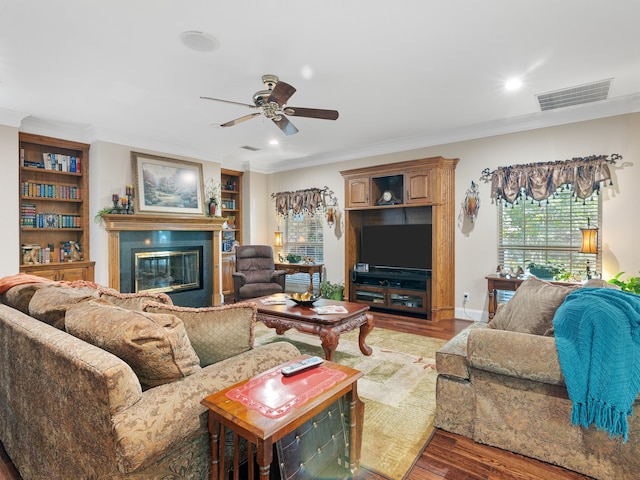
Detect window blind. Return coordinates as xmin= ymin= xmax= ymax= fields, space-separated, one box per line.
xmin=282 ymin=213 xmax=324 ymax=293
xmin=498 ymin=189 xmax=601 ymax=279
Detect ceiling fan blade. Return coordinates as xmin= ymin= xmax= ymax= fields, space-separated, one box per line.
xmin=268 ymin=81 xmax=296 ymax=106
xmin=272 ymin=116 xmax=299 ymax=135
xmin=283 ymin=107 xmax=339 ymax=120
xmin=219 ymin=112 xmax=261 ymax=128
xmin=200 ymin=96 xmax=256 ymax=109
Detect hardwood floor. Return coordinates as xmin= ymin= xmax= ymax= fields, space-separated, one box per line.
xmin=0 ymin=312 xmax=591 ymax=480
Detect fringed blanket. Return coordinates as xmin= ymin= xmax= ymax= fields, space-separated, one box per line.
xmin=553 ymin=288 xmax=640 ymax=442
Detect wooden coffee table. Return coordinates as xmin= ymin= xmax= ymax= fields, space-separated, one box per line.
xmin=201 ymin=358 xmax=364 ymax=480
xmin=255 ymin=295 xmax=374 ymax=361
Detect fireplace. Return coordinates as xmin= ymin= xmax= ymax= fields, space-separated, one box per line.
xmin=104 ymin=214 xmax=224 ymax=307
xmin=133 ymin=247 xmax=202 ymax=294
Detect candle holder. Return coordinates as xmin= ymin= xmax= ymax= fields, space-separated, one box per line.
xmin=126 ymin=193 xmax=134 ymax=214
xmin=111 ymin=194 xmax=120 ymax=213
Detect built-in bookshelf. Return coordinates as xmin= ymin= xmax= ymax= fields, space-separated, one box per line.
xmin=18 ymin=133 xmax=95 ymax=282
xmin=220 ymin=168 xmax=243 ymax=302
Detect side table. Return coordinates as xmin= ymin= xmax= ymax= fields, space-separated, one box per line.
xmin=201 ymin=358 xmax=364 ymax=480
xmin=275 ymin=262 xmax=323 ymax=293
xmin=486 ymin=274 xmax=579 ymax=319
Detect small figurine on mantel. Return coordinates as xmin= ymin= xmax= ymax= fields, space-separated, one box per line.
xmin=70 ymin=242 xmax=82 ymax=262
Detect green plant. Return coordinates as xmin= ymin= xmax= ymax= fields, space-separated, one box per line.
xmin=608 ymin=272 xmax=640 ymax=294
xmin=527 ymin=262 xmax=571 ymax=281
xmin=93 ymin=206 xmax=114 ymax=226
xmin=204 ymin=178 xmax=221 ymax=203
xmin=319 ymin=280 xmax=344 ymax=300
xmin=286 ymin=253 xmax=301 ymax=263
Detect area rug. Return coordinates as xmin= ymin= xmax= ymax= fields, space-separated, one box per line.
xmin=254 ymin=322 xmax=446 ymax=479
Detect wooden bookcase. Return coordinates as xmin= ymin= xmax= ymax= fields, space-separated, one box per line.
xmin=220 ymin=168 xmax=243 ymax=302
xmin=18 ymin=133 xmax=94 ymax=281
xmin=341 ymin=157 xmax=458 ymax=321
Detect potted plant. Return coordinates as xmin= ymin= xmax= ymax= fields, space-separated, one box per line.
xmin=320 ymin=280 xmax=345 ymax=300
xmin=608 ymin=272 xmax=640 ymax=294
xmin=527 ymin=262 xmax=571 ymax=281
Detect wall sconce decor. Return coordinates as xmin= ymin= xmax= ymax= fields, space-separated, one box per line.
xmin=464 ymin=181 xmax=480 ymax=223
xmin=322 ymin=187 xmax=339 ymax=228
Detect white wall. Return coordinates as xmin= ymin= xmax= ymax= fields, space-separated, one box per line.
xmin=243 ymin=170 xmax=269 ymax=245
xmin=0 ymin=125 xmax=19 ymax=276
xmin=264 ymin=113 xmax=640 ymax=321
xmin=89 ymin=141 xmax=221 ymax=286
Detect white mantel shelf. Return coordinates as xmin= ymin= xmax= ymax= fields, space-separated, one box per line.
xmin=103 ymin=214 xmax=226 ymax=306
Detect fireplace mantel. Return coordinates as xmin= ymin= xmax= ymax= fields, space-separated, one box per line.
xmin=103 ymin=214 xmax=226 ymax=306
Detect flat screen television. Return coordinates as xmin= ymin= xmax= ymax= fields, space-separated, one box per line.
xmin=360 ymin=224 xmax=432 ymax=270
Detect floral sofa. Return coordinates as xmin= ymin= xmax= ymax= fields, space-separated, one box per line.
xmin=435 ymin=277 xmax=640 ymax=479
xmin=0 ymin=274 xmax=300 ymax=479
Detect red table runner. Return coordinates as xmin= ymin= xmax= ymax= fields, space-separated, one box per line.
xmin=226 ymin=363 xmax=347 ymax=418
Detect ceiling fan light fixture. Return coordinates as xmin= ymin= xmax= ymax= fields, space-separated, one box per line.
xmin=180 ymin=31 xmax=219 ymax=52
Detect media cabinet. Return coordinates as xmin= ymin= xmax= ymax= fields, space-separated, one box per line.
xmin=341 ymin=157 xmax=458 ymax=321
xmin=352 ymin=268 xmax=431 ymax=318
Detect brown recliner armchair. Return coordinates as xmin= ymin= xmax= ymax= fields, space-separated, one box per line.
xmin=232 ymin=245 xmax=286 ymax=301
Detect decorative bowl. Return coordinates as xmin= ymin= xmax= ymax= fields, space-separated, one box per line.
xmin=287 ymin=293 xmax=320 ymax=306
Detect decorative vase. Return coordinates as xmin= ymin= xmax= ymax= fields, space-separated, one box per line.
xmin=207 ymin=198 xmax=217 ymax=216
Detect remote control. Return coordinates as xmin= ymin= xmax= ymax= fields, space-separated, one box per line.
xmin=281 ymin=356 xmax=324 ymax=376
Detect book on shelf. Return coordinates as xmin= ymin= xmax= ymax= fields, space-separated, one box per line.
xmin=40 ymin=153 xmax=79 ymax=173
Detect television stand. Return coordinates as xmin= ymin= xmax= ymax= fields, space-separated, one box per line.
xmin=351 ymin=268 xmax=431 ymax=319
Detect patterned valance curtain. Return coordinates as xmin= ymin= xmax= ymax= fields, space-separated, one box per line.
xmin=485 ymin=155 xmax=618 ymax=205
xmin=272 ymin=188 xmax=326 ymax=216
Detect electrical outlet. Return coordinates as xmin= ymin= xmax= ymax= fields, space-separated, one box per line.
xmin=463 ymin=292 xmax=470 ymax=302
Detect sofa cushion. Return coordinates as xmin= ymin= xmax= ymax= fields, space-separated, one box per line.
xmin=488 ymin=276 xmax=578 ymax=335
xmin=98 ymin=287 xmax=173 ymax=310
xmin=144 ymin=302 xmax=256 ymax=367
xmin=28 ymin=284 xmax=100 ymax=329
xmin=65 ymin=298 xmax=201 ymax=389
xmin=1 ymin=281 xmax=54 ymax=314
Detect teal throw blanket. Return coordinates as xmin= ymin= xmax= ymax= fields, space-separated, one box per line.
xmin=553 ymin=288 xmax=640 ymax=442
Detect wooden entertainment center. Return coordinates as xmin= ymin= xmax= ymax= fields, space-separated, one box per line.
xmin=341 ymin=157 xmax=458 ymax=321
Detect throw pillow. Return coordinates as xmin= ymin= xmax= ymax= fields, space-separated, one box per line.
xmin=143 ymin=302 xmax=256 ymax=367
xmin=489 ymin=276 xmax=579 ymax=335
xmin=1 ymin=282 xmax=53 ymax=314
xmin=65 ymin=298 xmax=201 ymax=389
xmin=28 ymin=284 xmax=99 ymax=329
xmin=98 ymin=286 xmax=173 ymax=311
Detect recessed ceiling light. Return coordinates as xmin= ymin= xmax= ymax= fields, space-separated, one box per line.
xmin=505 ymin=78 xmax=523 ymax=91
xmin=269 ymin=139 xmax=279 ymax=146
xmin=180 ymin=31 xmax=219 ymax=52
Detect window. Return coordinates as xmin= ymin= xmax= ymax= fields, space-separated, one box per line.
xmin=498 ymin=189 xmax=601 ymax=280
xmin=282 ymin=212 xmax=324 ymax=291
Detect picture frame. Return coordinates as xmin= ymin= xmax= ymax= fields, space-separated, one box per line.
xmin=131 ymin=152 xmax=205 ymax=215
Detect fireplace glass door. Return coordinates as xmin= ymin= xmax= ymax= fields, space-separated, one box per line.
xmin=134 ymin=249 xmax=201 ymax=294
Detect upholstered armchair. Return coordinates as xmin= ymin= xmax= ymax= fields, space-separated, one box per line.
xmin=232 ymin=245 xmax=286 ymax=301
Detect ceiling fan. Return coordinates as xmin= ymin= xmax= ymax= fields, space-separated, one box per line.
xmin=201 ymin=74 xmax=339 ymax=135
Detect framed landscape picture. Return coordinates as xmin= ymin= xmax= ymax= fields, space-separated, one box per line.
xmin=131 ymin=152 xmax=205 ymax=215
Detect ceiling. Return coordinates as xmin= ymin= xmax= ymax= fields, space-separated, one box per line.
xmin=1 ymin=1 xmax=639 ymax=173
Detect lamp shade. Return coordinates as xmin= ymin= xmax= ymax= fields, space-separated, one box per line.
xmin=274 ymin=231 xmax=283 ymax=247
xmin=579 ymin=227 xmax=598 ymax=254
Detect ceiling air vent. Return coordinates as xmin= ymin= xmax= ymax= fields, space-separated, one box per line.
xmin=240 ymin=145 xmax=260 ymax=151
xmin=536 ymin=78 xmax=612 ymax=111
